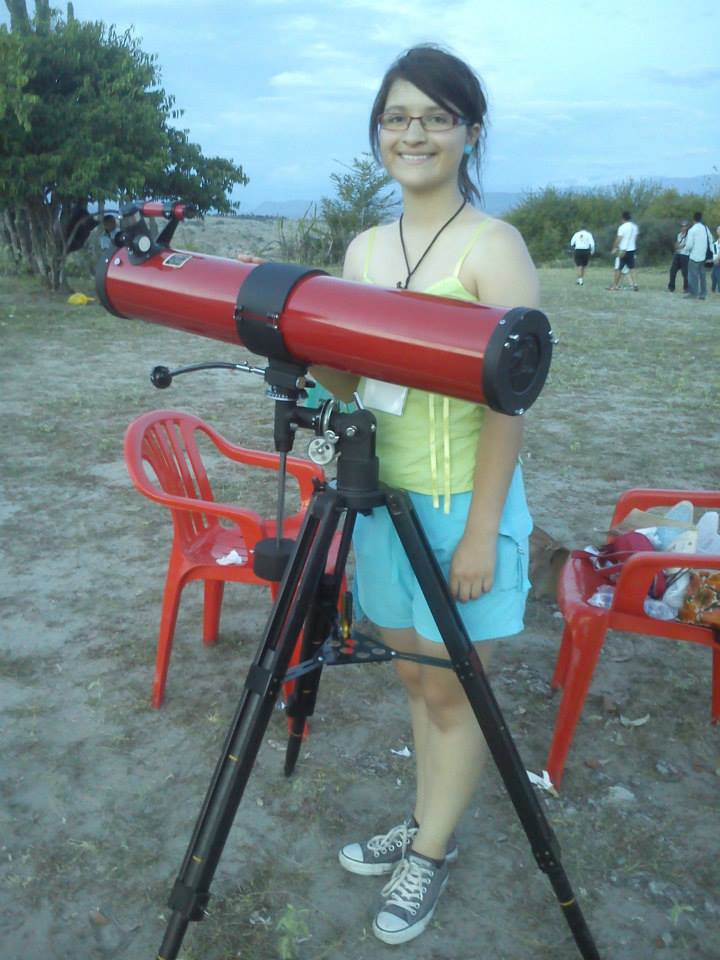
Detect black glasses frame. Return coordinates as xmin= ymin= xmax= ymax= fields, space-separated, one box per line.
xmin=377 ymin=111 xmax=469 ymax=132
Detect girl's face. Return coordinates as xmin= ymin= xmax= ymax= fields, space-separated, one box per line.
xmin=378 ymin=79 xmax=477 ymax=195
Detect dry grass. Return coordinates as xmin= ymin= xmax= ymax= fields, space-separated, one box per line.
xmin=0 ymin=231 xmax=719 ymax=959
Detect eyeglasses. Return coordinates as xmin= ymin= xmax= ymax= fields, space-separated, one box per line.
xmin=378 ymin=111 xmax=468 ymax=132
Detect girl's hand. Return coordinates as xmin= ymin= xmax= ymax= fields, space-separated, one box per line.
xmin=450 ymin=534 xmax=496 ymax=602
xmin=236 ymin=254 xmax=268 ymax=264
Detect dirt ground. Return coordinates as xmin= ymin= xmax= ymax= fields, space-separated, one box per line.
xmin=1 ymin=226 xmax=719 ymax=960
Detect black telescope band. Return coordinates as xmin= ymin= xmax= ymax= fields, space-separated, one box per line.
xmin=234 ymin=262 xmax=327 ymax=364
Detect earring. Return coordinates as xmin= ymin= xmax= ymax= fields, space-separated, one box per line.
xmin=463 ymin=144 xmax=473 ymax=156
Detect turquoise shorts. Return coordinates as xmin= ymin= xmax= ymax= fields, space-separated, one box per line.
xmin=353 ymin=489 xmax=531 ymax=643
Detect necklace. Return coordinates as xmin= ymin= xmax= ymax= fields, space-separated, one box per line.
xmin=396 ymin=200 xmax=467 ymax=289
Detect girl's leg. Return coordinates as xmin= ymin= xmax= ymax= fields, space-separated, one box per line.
xmin=382 ymin=627 xmax=430 ymax=824
xmin=383 ymin=627 xmax=493 ymax=859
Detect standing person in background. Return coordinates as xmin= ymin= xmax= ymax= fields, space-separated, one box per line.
xmin=569 ymin=226 xmax=594 ymax=285
xmin=667 ymin=219 xmax=690 ymax=293
xmin=608 ymin=211 xmax=639 ymax=291
xmin=684 ymin=211 xmax=711 ymax=301
xmin=711 ymin=225 xmax=720 ymax=296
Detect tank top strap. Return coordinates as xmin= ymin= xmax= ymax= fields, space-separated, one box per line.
xmin=363 ymin=226 xmax=378 ymax=281
xmin=452 ymin=218 xmax=493 ymax=278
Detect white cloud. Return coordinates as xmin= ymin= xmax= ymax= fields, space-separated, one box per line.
xmin=4 ymin=0 xmax=716 ymax=205
xmin=269 ymin=66 xmax=377 ymax=93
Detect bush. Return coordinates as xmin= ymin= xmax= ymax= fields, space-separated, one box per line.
xmin=273 ymin=154 xmax=397 ymax=267
xmin=506 ymin=178 xmax=720 ymax=266
xmin=275 ymin=205 xmax=329 ymax=265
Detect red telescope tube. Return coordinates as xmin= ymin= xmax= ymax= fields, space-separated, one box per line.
xmin=97 ymin=245 xmax=553 ymax=414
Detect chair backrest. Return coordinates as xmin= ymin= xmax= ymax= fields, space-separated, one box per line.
xmin=125 ymin=410 xmax=221 ymax=547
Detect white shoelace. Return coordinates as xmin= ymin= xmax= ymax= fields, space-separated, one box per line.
xmin=366 ymin=822 xmax=416 ymax=856
xmin=380 ymin=857 xmax=433 ymax=913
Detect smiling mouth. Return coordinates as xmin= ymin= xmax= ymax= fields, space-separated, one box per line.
xmin=399 ymin=154 xmax=434 ymax=162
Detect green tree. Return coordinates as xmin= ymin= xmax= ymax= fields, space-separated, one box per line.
xmin=320 ymin=154 xmax=397 ymax=263
xmin=0 ymin=1 xmax=248 ymax=289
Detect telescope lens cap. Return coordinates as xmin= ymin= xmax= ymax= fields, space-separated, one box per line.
xmin=481 ymin=307 xmax=553 ymax=415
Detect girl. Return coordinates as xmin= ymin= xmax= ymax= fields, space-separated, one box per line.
xmin=242 ymin=43 xmax=538 ymax=946
xmin=315 ymin=44 xmax=538 ymax=945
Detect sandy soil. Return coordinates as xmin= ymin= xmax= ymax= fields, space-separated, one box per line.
xmin=1 ymin=228 xmax=719 ymax=960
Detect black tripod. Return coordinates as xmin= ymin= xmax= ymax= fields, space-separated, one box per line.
xmin=153 ymin=380 xmax=601 ymax=960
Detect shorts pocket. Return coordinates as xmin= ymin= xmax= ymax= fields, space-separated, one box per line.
xmin=494 ymin=534 xmax=530 ymax=592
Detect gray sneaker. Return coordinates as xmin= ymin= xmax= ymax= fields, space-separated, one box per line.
xmin=338 ymin=819 xmax=458 ymax=876
xmin=372 ymin=852 xmax=449 ymax=944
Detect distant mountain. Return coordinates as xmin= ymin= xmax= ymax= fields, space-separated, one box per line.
xmin=483 ymin=192 xmax=524 ymax=215
xmin=250 ymin=193 xmax=523 ymax=219
xmin=652 ymin=174 xmax=720 ymax=194
xmin=247 ymin=176 xmax=718 ymax=221
xmin=249 ymin=199 xmax=319 ymax=218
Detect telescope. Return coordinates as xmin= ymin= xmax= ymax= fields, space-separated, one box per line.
xmin=99 ymin=210 xmax=601 ymax=960
xmin=96 ymin=202 xmax=554 ymax=415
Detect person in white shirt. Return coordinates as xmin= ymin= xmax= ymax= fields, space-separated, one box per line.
xmin=684 ymin=211 xmax=712 ymax=300
xmin=608 ymin=211 xmax=639 ymax=291
xmin=569 ymin=227 xmax=595 ymax=285
xmin=667 ymin=220 xmax=690 ymax=293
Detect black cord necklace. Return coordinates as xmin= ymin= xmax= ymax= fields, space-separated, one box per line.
xmin=396 ymin=200 xmax=467 ymax=289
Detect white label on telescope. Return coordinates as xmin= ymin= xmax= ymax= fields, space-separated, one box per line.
xmin=361 ymin=378 xmax=408 ymax=416
xmin=162 ymin=253 xmax=192 ymax=268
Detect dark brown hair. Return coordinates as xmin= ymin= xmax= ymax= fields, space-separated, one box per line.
xmin=369 ymin=44 xmax=488 ymax=205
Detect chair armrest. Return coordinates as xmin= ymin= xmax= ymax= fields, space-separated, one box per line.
xmin=205 ymin=430 xmax=325 ymax=509
xmin=613 ymin=552 xmax=720 ymax=616
xmin=611 ymin=488 xmax=720 ymax=529
xmin=128 ymin=476 xmax=266 ymax=544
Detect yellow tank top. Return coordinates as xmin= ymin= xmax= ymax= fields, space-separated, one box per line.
xmin=359 ymin=222 xmax=491 ymax=511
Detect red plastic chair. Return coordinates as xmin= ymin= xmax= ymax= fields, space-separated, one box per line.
xmin=124 ymin=409 xmax=342 ymax=707
xmin=547 ymin=488 xmax=720 ymax=788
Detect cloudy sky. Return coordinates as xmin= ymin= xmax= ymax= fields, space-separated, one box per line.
xmin=3 ymin=0 xmax=717 ymax=210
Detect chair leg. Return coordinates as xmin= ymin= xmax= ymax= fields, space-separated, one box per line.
xmin=551 ymin=622 xmax=573 ymax=690
xmin=546 ymin=618 xmax=607 ymax=788
xmin=153 ymin=576 xmax=184 ymax=708
xmin=203 ymin=581 xmax=225 ymax=645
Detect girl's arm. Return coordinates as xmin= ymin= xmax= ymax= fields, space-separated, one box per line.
xmin=450 ymin=220 xmax=540 ymax=602
xmin=308 ymin=232 xmax=368 ymax=401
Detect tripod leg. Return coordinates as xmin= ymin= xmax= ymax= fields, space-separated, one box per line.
xmin=156 ymin=487 xmax=343 ymax=960
xmin=284 ymin=509 xmax=357 ymax=776
xmin=384 ymin=489 xmax=601 ymax=960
